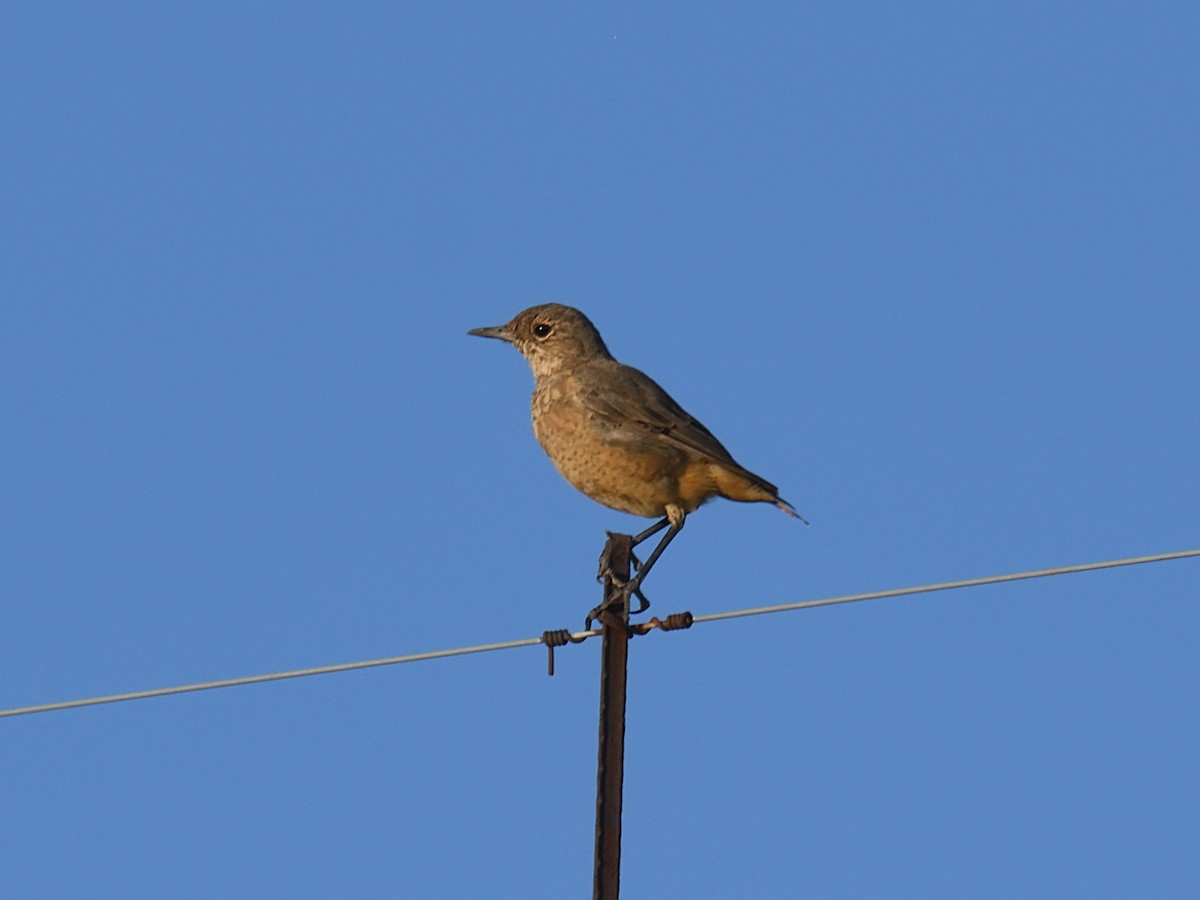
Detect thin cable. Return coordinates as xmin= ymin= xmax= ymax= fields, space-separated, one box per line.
xmin=689 ymin=548 xmax=1200 ymax=625
xmin=2 ymin=548 xmax=1197 ymax=719
xmin=0 ymin=636 xmax=587 ymax=719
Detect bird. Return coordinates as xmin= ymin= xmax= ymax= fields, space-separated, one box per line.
xmin=469 ymin=303 xmax=804 ymax=605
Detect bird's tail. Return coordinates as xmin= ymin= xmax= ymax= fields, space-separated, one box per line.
xmin=712 ymin=463 xmax=809 ymax=525
xmin=774 ymin=496 xmax=809 ymax=525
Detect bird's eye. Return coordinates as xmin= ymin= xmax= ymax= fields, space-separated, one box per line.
xmin=533 ymin=323 xmax=553 ymax=338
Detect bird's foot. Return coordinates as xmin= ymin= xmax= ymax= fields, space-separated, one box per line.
xmin=585 ymin=575 xmax=650 ymax=630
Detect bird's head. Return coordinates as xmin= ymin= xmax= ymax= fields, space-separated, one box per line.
xmin=469 ymin=303 xmax=612 ymax=377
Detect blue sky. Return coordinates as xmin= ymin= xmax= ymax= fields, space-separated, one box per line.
xmin=3 ymin=2 xmax=1198 ymax=897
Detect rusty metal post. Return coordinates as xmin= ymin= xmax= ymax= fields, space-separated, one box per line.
xmin=593 ymin=532 xmax=633 ymax=900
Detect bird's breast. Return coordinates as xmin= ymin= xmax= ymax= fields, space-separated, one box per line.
xmin=529 ymin=376 xmax=701 ymax=518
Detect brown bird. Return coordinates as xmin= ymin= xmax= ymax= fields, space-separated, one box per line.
xmin=469 ymin=303 xmax=804 ymax=601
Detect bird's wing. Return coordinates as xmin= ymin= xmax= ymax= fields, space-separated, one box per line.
xmin=582 ymin=363 xmax=745 ymax=467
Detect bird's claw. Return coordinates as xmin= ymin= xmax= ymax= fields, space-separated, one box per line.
xmin=585 ymin=577 xmax=650 ymax=630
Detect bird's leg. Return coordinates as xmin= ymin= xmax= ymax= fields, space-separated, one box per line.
xmin=623 ymin=517 xmax=683 ymax=596
xmin=590 ymin=512 xmax=684 ymax=626
xmin=590 ymin=516 xmax=674 ymax=626
xmin=595 ymin=538 xmax=651 ymax=616
xmin=610 ymin=511 xmax=685 ymax=589
xmin=629 ymin=517 xmax=670 ymax=551
xmin=597 ymin=516 xmax=666 ymax=586
xmin=597 ymin=516 xmax=669 ymax=580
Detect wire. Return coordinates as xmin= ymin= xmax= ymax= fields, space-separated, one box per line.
xmin=2 ymin=548 xmax=1197 ymax=719
xmin=689 ymin=548 xmax=1200 ymax=625
xmin=0 ymin=637 xmax=558 ymax=719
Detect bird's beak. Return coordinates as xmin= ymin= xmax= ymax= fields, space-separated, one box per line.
xmin=468 ymin=324 xmax=515 ymax=343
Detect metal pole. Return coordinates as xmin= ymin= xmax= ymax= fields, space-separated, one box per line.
xmin=593 ymin=532 xmax=633 ymax=900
